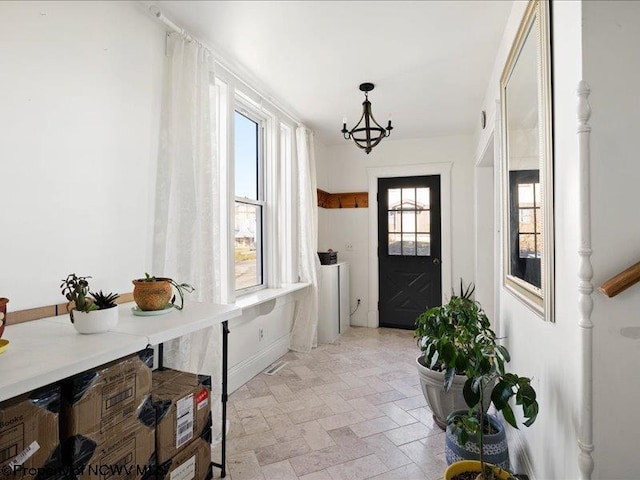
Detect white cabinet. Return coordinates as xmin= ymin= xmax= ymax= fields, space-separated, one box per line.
xmin=318 ymin=262 xmax=350 ymax=344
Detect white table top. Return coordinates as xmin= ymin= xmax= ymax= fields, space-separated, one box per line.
xmin=0 ymin=301 xmax=242 ymax=402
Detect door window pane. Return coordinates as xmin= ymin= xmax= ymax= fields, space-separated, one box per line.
xmin=416 ymin=188 xmax=430 ymax=208
xmin=402 ymin=188 xmax=415 ymax=208
xmin=388 ymin=211 xmax=401 ymax=233
xmin=402 ymin=211 xmax=416 ymax=233
xmin=388 ymin=234 xmax=401 ymax=255
xmin=388 ymin=189 xmax=401 ymax=210
xmin=519 ymin=233 xmax=536 ymax=258
xmin=402 ymin=234 xmax=416 ymax=256
xmin=417 ymin=234 xmax=431 ymax=256
xmin=416 ymin=210 xmax=430 ymax=233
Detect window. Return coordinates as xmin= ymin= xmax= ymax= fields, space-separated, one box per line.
xmin=234 ymin=110 xmax=263 ymax=290
xmin=387 ymin=187 xmax=431 ymax=256
xmin=509 ymin=170 xmax=541 ymax=289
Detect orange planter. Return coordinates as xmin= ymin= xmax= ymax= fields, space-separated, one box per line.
xmin=133 ymin=278 xmax=172 ymax=311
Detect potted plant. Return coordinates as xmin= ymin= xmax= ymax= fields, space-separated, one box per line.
xmin=60 ymin=274 xmax=120 ymax=334
xmin=442 ymin=311 xmax=539 ymax=480
xmin=132 ymin=273 xmax=195 ymax=311
xmin=414 ymin=282 xmax=493 ymax=429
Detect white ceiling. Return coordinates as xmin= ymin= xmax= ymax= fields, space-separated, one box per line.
xmin=155 ymin=1 xmax=513 ymax=146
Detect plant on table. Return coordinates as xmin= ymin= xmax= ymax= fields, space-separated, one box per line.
xmin=60 ymin=274 xmax=120 ymax=333
xmin=132 ymin=273 xmax=195 ymax=311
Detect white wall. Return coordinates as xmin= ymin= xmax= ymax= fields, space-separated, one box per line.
xmin=0 ymin=1 xmax=164 ymax=309
xmin=317 ymin=135 xmax=476 ymax=327
xmin=474 ymin=1 xmax=583 ymax=479
xmin=582 ymin=2 xmax=640 ymax=478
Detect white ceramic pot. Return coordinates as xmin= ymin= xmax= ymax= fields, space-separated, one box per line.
xmin=72 ymin=307 xmax=119 ymax=334
xmin=416 ymin=355 xmax=494 ymax=429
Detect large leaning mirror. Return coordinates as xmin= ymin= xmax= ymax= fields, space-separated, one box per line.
xmin=501 ymin=0 xmax=553 ymax=321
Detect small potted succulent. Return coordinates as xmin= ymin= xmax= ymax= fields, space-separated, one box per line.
xmin=132 ymin=273 xmax=195 ymax=312
xmin=60 ymin=274 xmax=120 ymax=334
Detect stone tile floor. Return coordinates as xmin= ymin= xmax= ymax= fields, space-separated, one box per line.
xmin=214 ymin=327 xmax=446 ymax=480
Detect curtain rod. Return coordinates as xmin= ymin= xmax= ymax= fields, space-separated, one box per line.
xmin=147 ymin=4 xmax=303 ymax=126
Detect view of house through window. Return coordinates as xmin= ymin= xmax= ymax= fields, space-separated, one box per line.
xmin=234 ymin=110 xmax=263 ymax=290
xmin=387 ymin=187 xmax=431 ymax=256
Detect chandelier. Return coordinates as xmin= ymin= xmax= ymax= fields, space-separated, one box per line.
xmin=341 ymin=83 xmax=393 ymax=154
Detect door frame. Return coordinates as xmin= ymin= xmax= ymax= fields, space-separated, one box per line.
xmin=367 ymin=163 xmax=453 ymax=328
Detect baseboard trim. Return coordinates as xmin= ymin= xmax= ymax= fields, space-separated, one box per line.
xmin=228 ymin=334 xmax=290 ymax=393
xmin=506 ymin=425 xmax=536 ymax=480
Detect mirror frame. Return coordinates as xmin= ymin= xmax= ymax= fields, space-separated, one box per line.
xmin=500 ymin=0 xmax=554 ymax=321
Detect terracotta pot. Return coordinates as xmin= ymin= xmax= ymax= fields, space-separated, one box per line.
xmin=444 ymin=460 xmax=512 ymax=480
xmin=71 ymin=306 xmax=119 ymax=334
xmin=133 ymin=278 xmax=173 ymax=311
xmin=0 ymin=297 xmax=8 ymax=339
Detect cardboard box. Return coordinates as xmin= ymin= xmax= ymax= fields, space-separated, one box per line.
xmin=156 ymin=437 xmax=211 ymax=480
xmin=64 ymin=417 xmax=155 ymax=480
xmin=63 ymin=349 xmax=153 ymax=436
xmin=152 ymin=370 xmax=211 ymax=464
xmin=0 ymin=384 xmax=61 ymax=479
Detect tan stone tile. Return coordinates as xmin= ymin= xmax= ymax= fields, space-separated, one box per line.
xmin=293 ymin=365 xmax=319 ymax=379
xmin=228 ymin=451 xmax=265 ymax=480
xmin=366 ymin=390 xmax=407 ymax=405
xmin=318 ymin=410 xmax=366 ymax=431
xmin=299 ymin=420 xmax=337 ymax=450
xmin=260 ymin=399 xmax=305 ymax=418
xmin=365 ymin=377 xmax=395 ymax=393
xmin=347 ymin=397 xmax=386 ymax=420
xmin=260 ymin=460 xmax=298 ymax=480
xmin=338 ymin=372 xmax=368 ymax=388
xmin=289 ymin=443 xmax=373 ymax=477
xmin=299 ymin=470 xmax=333 ymax=480
xmin=289 ymin=404 xmax=335 ymax=424
xmin=393 ymin=394 xmax=427 ymax=411
xmin=312 ymin=381 xmax=352 ymax=395
xmin=320 ymin=392 xmax=354 ymax=414
xmin=407 ymin=406 xmax=438 ymax=429
xmin=228 ymin=431 xmax=278 ymax=454
xmin=255 ymin=438 xmax=312 ymax=466
xmin=238 ymin=408 xmax=270 ymax=435
xmin=363 ymin=433 xmax=413 ymax=470
xmin=247 ymin=377 xmax=273 ymax=398
xmin=419 ymin=430 xmax=446 ymax=455
xmin=337 ymin=385 xmax=378 ymax=401
xmin=376 ymin=370 xmax=415 ymax=383
xmin=350 ymin=416 xmax=401 ymax=438
xmin=369 ymin=463 xmax=426 ymax=480
xmin=326 ymin=454 xmax=389 ymax=480
xmin=352 ymin=367 xmax=385 ymax=378
xmin=265 ymin=413 xmax=294 ymax=430
xmin=377 ymin=403 xmax=419 ymax=427
xmin=398 ymin=440 xmax=448 ymax=478
xmin=234 ymin=395 xmax=278 ymax=411
xmin=383 ymin=422 xmax=431 ymax=446
xmin=325 ymin=426 xmax=371 ymax=451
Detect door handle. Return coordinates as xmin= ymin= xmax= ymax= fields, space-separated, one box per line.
xmin=433 ymin=258 xmax=441 ymax=265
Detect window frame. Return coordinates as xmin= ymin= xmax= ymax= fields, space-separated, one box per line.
xmin=233 ymin=101 xmax=266 ymax=294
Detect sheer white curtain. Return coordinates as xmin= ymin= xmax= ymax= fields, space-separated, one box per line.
xmin=290 ymin=126 xmax=321 ymax=353
xmin=152 ymin=33 xmax=223 ymax=436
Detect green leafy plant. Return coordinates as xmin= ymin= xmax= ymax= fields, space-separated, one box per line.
xmin=60 ymin=274 xmax=98 ymax=315
xmin=90 ymin=290 xmax=120 ymax=310
xmin=416 ymin=281 xmax=538 ymax=480
xmin=137 ymin=273 xmax=195 ymax=310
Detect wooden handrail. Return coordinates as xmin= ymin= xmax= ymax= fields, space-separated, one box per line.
xmin=599 ymin=261 xmax=640 ymax=298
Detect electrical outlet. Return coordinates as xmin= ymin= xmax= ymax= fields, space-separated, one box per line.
xmin=345 ymin=242 xmax=353 ymax=251
xmin=259 ymin=328 xmax=264 ymax=341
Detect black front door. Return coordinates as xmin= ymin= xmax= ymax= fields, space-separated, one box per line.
xmin=378 ymin=175 xmax=442 ymax=329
